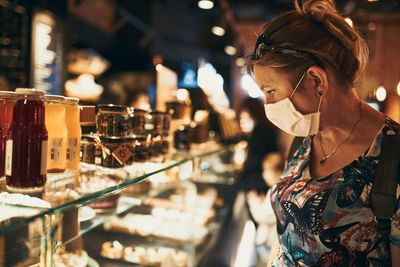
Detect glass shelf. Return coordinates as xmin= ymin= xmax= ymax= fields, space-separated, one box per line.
xmin=0 ymin=144 xmax=224 ymax=235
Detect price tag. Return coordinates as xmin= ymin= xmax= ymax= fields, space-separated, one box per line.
xmin=112 ymin=144 xmax=133 ymax=164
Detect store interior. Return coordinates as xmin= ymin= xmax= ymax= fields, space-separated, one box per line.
xmin=0 ymin=0 xmax=400 ymax=267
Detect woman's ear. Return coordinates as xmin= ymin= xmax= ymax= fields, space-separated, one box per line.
xmin=306 ymin=66 xmax=328 ymax=96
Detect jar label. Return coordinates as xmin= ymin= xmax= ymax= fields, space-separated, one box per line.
xmin=66 ymin=138 xmax=78 ymax=162
xmin=145 ymin=122 xmax=154 ymax=131
xmin=113 ymin=144 xmax=133 ymax=164
xmin=5 ymin=140 xmax=12 ymax=176
xmin=41 ymin=140 xmax=48 ymax=175
xmin=50 ymin=138 xmax=63 ymax=162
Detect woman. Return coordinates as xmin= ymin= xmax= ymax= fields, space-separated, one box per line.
xmin=239 ymin=97 xmax=279 ymax=193
xmin=248 ymin=0 xmax=400 ymax=266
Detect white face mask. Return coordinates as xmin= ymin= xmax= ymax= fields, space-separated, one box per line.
xmin=264 ymin=72 xmax=322 ymax=137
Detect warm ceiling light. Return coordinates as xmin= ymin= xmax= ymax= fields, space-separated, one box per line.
xmin=155 ymin=64 xmax=163 ymax=72
xmin=368 ymin=22 xmax=377 ymax=31
xmin=212 ymin=25 xmax=225 ymax=36
xmin=235 ymin=57 xmax=246 ymax=67
xmin=198 ymin=0 xmax=214 ymax=10
xmin=397 ymin=81 xmax=400 ymax=96
xmin=177 ymin=88 xmax=189 ymax=101
xmin=224 ymin=45 xmax=236 ymax=56
xmin=367 ymin=0 xmax=379 ymax=2
xmin=345 ymin=17 xmax=353 ymax=27
xmin=376 ymin=86 xmax=386 ymax=102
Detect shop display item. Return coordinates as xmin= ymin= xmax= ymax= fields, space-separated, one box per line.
xmin=80 ymin=135 xmax=96 ymax=164
xmin=6 ymin=88 xmax=48 ymax=192
xmin=174 ymin=125 xmax=191 ymax=151
xmin=134 ymin=135 xmax=150 ymax=162
xmin=128 ymin=108 xmax=147 ymax=136
xmin=64 ymin=97 xmax=81 ymax=169
xmin=0 ymin=91 xmax=16 ymax=177
xmin=78 ymin=175 xmax=121 ymax=209
xmin=123 ymin=246 xmax=146 ymax=263
xmin=103 ymin=213 xmax=209 ymax=244
xmin=100 ymin=241 xmax=123 ymax=259
xmin=100 ymin=241 xmax=189 ymax=267
xmin=53 ymin=249 xmax=91 ymax=267
xmin=189 ymin=123 xmax=208 ymax=143
xmin=98 ymin=136 xmax=134 ymax=168
xmin=96 ymin=104 xmax=129 ymax=136
xmin=151 ymin=111 xmax=164 ymax=135
xmin=44 ymin=95 xmax=68 ymax=173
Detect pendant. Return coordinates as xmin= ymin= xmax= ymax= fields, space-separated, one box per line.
xmin=320 ymin=158 xmax=326 ymax=165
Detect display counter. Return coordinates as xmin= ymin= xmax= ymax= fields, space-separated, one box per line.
xmin=0 ymin=141 xmax=247 ymax=267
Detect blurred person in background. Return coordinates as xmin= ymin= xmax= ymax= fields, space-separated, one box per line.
xmin=247 ymin=152 xmax=285 ymax=267
xmin=238 ymin=97 xmax=280 ymax=193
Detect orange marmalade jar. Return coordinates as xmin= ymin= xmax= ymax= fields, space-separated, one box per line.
xmin=64 ymin=97 xmax=81 ymax=169
xmin=44 ymin=95 xmax=67 ymax=173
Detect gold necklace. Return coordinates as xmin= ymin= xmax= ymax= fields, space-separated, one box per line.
xmin=318 ymin=101 xmax=362 ymax=165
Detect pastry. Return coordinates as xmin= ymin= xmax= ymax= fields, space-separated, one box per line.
xmin=53 ymin=249 xmax=89 ymax=267
xmin=123 ymin=246 xmax=145 ymax=263
xmin=100 ymin=241 xmax=123 ymax=259
xmin=146 ymin=247 xmax=161 ymax=264
xmin=173 ymin=251 xmax=189 ymax=267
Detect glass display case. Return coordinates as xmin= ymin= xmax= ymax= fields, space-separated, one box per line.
xmin=0 ymin=141 xmax=245 ymax=267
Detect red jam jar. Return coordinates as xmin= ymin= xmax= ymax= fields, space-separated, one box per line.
xmin=5 ymin=88 xmax=48 ymax=193
xmin=0 ymin=91 xmax=17 ymax=177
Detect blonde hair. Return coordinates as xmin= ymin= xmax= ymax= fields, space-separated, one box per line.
xmin=250 ymin=0 xmax=369 ymax=90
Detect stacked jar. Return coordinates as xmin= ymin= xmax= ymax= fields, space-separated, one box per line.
xmin=0 ymin=91 xmax=17 ymax=177
xmin=150 ymin=111 xmax=163 ymax=157
xmin=44 ymin=95 xmax=68 ymax=173
xmin=64 ymin=97 xmax=81 ymax=170
xmin=96 ymin=105 xmax=134 ymax=168
xmin=128 ymin=108 xmax=150 ymax=163
xmin=5 ymin=89 xmax=48 ymax=192
xmin=161 ymin=111 xmax=172 ymax=154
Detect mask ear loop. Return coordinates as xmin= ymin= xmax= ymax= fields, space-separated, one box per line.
xmin=289 ymin=72 xmax=307 ymax=100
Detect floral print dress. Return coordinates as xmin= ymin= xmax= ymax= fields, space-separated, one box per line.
xmin=271 ymin=117 xmax=400 ymax=267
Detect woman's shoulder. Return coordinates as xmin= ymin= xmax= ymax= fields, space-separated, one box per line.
xmin=368 ymin=116 xmax=400 ymax=157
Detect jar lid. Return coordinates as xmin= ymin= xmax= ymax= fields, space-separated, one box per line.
xmin=130 ymin=108 xmax=147 ymax=113
xmin=64 ymin=97 xmax=79 ymax=104
xmin=81 ymin=134 xmax=95 ymax=141
xmin=150 ymin=110 xmax=164 ymax=115
xmin=15 ymin=88 xmax=45 ymax=96
xmin=97 ymin=104 xmax=128 ymax=112
xmin=44 ymin=95 xmax=65 ymax=102
xmin=0 ymin=91 xmax=17 ymax=98
xmin=100 ymin=136 xmax=127 ymax=143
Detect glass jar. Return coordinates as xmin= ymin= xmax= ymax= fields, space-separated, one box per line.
xmin=151 ymin=111 xmax=164 ymax=135
xmin=134 ymin=135 xmax=150 ymax=162
xmin=80 ymin=134 xmax=95 ymax=164
xmin=0 ymin=91 xmax=17 ymax=177
xmin=44 ymin=95 xmax=68 ymax=173
xmin=64 ymin=97 xmax=82 ymax=169
xmin=150 ymin=134 xmax=162 ymax=157
xmin=96 ymin=104 xmax=129 ymax=136
xmin=99 ymin=136 xmax=134 ymax=168
xmin=162 ymin=111 xmax=172 ymax=136
xmin=64 ymin=97 xmax=81 ymax=169
xmin=128 ymin=108 xmax=147 ymax=136
xmin=6 ymin=88 xmax=48 ymax=192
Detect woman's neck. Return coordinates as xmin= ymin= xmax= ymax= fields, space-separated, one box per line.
xmin=318 ymin=88 xmax=362 ymax=142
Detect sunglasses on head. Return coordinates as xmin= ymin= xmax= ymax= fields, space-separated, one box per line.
xmin=251 ymin=34 xmax=325 ymax=69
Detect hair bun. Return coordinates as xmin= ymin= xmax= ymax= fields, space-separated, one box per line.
xmin=296 ymin=0 xmax=337 ymax=22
